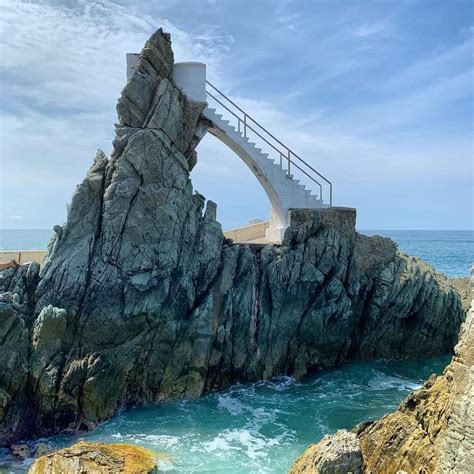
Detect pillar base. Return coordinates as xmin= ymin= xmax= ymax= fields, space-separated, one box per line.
xmin=265 ymin=226 xmax=286 ymax=244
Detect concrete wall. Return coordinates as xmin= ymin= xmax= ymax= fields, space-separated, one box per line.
xmin=223 ymin=221 xmax=269 ymax=243
xmin=0 ymin=222 xmax=270 ymax=265
xmin=0 ymin=250 xmax=47 ymax=265
xmin=173 ymin=62 xmax=206 ymax=102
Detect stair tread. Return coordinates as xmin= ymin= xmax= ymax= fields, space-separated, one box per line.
xmin=205 ymin=106 xmax=329 ymax=203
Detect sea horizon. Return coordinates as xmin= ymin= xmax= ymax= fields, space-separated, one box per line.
xmin=1 ymin=228 xmax=472 ymax=278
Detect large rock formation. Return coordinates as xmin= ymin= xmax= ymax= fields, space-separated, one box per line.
xmin=0 ymin=29 xmax=467 ymax=446
xmin=290 ymin=294 xmax=473 ymax=473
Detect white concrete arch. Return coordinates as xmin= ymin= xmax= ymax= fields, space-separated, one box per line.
xmin=202 ymin=108 xmax=322 ymax=242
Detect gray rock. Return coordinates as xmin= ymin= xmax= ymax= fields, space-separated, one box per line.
xmin=0 ymin=28 xmax=467 ymax=446
xmin=290 ymin=430 xmax=363 ymax=473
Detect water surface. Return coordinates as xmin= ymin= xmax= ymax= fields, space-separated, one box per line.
xmin=43 ymin=357 xmax=449 ymax=473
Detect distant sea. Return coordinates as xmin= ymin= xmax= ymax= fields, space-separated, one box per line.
xmin=360 ymin=229 xmax=473 ymax=277
xmin=0 ymin=228 xmax=472 ymax=277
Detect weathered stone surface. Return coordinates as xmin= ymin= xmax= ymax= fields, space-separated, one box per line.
xmin=29 ymin=441 xmax=159 ymax=473
xmin=290 ymin=430 xmax=363 ymax=473
xmin=0 ymin=263 xmax=39 ymax=442
xmin=0 ymin=28 xmax=468 ymax=446
xmin=291 ymin=296 xmax=473 ymax=473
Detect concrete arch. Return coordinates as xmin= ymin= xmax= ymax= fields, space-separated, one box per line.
xmin=202 ymin=107 xmax=322 ymax=242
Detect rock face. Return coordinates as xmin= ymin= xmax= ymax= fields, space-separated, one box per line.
xmin=29 ymin=442 xmax=159 ymax=473
xmin=290 ymin=430 xmax=363 ymax=474
xmin=290 ymin=295 xmax=473 ymax=473
xmin=0 ymin=28 xmax=467 ymax=446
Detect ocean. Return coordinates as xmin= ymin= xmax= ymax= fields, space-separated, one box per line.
xmin=1 ymin=228 xmax=472 ymax=277
xmin=1 ymin=357 xmax=450 ymax=473
xmin=361 ymin=229 xmax=473 ymax=277
xmin=0 ymin=229 xmax=471 ymax=472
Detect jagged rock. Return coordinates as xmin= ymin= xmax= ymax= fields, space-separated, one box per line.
xmin=28 ymin=441 xmax=160 ymax=473
xmin=290 ymin=430 xmax=363 ymax=473
xmin=290 ymin=296 xmax=473 ymax=473
xmin=449 ymin=277 xmax=472 ymax=311
xmin=10 ymin=442 xmax=31 ymax=459
xmin=0 ymin=28 xmax=468 ymax=446
xmin=8 ymin=440 xmax=50 ymax=461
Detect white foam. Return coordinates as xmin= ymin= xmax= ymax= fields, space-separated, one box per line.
xmin=202 ymin=428 xmax=282 ymax=461
xmin=217 ymin=394 xmax=245 ymax=415
xmin=142 ymin=434 xmax=180 ymax=448
xmin=157 ymin=458 xmax=175 ymax=471
xmin=369 ymin=373 xmax=421 ymax=391
xmin=109 ymin=432 xmax=180 ymax=449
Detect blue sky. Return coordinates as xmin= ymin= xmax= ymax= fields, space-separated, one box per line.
xmin=0 ymin=0 xmax=472 ymax=230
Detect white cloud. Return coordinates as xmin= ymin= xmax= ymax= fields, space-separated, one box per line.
xmin=0 ymin=0 xmax=234 ymax=228
xmin=0 ymin=0 xmax=233 ymax=111
xmin=354 ymin=22 xmax=388 ymax=38
xmin=379 ymin=34 xmax=474 ymax=93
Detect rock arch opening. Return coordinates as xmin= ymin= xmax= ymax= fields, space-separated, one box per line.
xmin=192 ymin=133 xmax=271 ymax=242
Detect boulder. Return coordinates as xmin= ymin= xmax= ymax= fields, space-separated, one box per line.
xmin=29 ymin=441 xmax=159 ymax=474
xmin=290 ymin=430 xmax=363 ymax=473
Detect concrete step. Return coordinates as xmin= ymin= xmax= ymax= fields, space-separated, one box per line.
xmin=203 ymin=106 xmax=325 ymax=208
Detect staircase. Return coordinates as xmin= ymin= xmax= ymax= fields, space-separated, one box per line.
xmin=203 ymin=80 xmax=332 ymax=242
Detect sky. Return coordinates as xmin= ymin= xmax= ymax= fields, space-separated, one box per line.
xmin=0 ymin=0 xmax=473 ymax=231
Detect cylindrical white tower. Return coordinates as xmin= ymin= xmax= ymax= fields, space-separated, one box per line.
xmin=126 ymin=57 xmax=207 ymax=103
xmin=172 ymin=62 xmax=207 ymax=102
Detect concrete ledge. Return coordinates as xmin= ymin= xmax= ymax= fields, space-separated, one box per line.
xmin=223 ymin=221 xmax=269 ymax=243
xmin=0 ymin=250 xmax=47 ymax=264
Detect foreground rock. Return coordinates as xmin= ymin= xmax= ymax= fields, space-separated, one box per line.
xmin=291 ymin=430 xmax=363 ymax=473
xmin=29 ymin=442 xmax=159 ymax=473
xmin=290 ymin=294 xmax=473 ymax=473
xmin=0 ymin=28 xmax=468 ymax=445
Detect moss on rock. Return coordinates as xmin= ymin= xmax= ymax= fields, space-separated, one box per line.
xmin=29 ymin=441 xmax=162 ymax=474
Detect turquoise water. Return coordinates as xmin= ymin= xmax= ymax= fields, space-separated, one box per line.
xmin=1 ymin=229 xmax=472 ymax=277
xmin=1 ymin=357 xmax=449 ymax=472
xmin=0 ymin=229 xmax=53 ymax=252
xmin=41 ymin=357 xmax=447 ymax=473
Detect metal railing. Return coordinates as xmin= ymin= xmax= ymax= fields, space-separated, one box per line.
xmin=205 ymin=80 xmax=332 ymax=206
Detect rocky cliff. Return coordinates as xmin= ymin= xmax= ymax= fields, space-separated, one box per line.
xmin=290 ymin=292 xmax=473 ymax=473
xmin=0 ymin=28 xmax=467 ymax=446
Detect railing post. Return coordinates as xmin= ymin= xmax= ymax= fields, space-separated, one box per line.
xmin=280 ymin=154 xmax=283 ymax=167
xmin=287 ymin=150 xmax=291 ymax=176
xmin=243 ymin=114 xmax=247 ymax=138
xmin=238 ymin=119 xmax=241 ymax=133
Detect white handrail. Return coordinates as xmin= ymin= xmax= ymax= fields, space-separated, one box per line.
xmin=205 ymin=80 xmax=332 ymax=206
